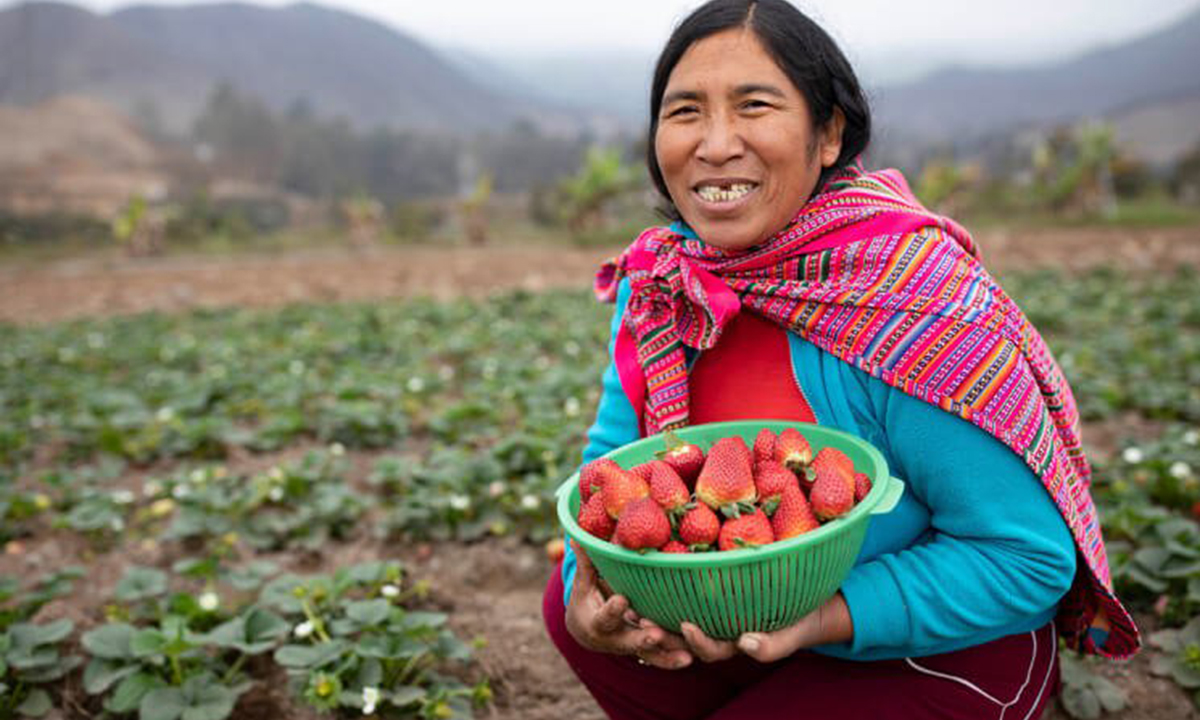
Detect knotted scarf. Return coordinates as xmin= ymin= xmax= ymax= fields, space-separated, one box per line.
xmin=594 ymin=166 xmax=1139 ymax=659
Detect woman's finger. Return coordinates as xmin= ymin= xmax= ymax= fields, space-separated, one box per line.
xmin=593 ymin=593 xmax=630 ymax=634
xmin=680 ymin=622 xmax=739 ymax=663
xmin=737 ymin=626 xmax=806 ymax=663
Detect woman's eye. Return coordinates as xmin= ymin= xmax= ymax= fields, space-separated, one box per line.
xmin=666 ymin=105 xmax=698 ymax=118
xmin=742 ymin=99 xmax=772 ymax=110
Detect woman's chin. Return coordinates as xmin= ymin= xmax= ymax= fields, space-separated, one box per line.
xmin=687 ymin=220 xmax=768 ymax=252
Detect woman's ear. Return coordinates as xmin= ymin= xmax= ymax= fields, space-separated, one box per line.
xmin=819 ymin=107 xmax=846 ymax=168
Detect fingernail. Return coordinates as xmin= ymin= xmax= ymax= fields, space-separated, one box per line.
xmin=740 ymin=636 xmax=760 ymax=653
xmin=674 ymin=655 xmax=692 ymax=669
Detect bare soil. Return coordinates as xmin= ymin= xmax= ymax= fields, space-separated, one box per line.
xmin=4 ymin=224 xmax=1200 ymax=719
xmin=2 ymin=224 xmax=1198 ymax=325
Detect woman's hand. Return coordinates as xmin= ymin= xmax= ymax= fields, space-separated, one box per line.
xmin=564 ymin=542 xmax=694 ymax=670
xmin=676 ymin=592 xmax=854 ymax=664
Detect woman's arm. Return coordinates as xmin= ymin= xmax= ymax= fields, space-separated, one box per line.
xmin=822 ymin=366 xmax=1077 ymax=659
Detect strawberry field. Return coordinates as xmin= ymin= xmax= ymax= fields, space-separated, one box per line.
xmin=1 ymin=240 xmax=1199 ymax=719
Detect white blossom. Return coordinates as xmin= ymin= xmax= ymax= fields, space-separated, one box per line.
xmin=198 ymin=591 xmax=220 ymax=612
xmin=406 ymin=377 xmax=426 ymax=393
xmin=488 ymin=481 xmax=505 ymax=498
xmin=294 ymin=620 xmax=315 ymax=638
xmin=563 ymin=397 xmax=581 ymax=417
xmin=156 ymin=407 xmax=176 ymax=422
xmin=112 ymin=489 xmax=135 ymax=505
xmin=521 ymin=494 xmax=540 ymax=510
xmin=1122 ymin=447 xmax=1144 ymax=464
xmin=381 ymin=584 xmax=400 ymax=598
xmin=362 ymin=687 xmax=380 ymax=715
xmin=143 ymin=479 xmax=163 ymax=498
xmin=172 ymin=484 xmax=190 ymax=500
xmin=1184 ymin=430 xmax=1200 ymax=446
xmin=449 ymin=494 xmax=471 ymax=511
xmin=189 ymin=468 xmax=206 ymax=484
xmin=330 ymin=442 xmax=346 ymax=457
xmin=1170 ymin=461 xmax=1192 ymax=480
xmin=268 ymin=486 xmax=285 ymax=502
xmin=289 ymin=359 xmax=305 ymax=375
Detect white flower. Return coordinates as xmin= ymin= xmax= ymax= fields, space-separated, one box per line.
xmin=563 ymin=397 xmax=581 ymax=417
xmin=406 ymin=377 xmax=426 ymax=393
xmin=361 ymin=686 xmax=380 ymax=715
xmin=294 ymin=620 xmax=315 ymax=638
xmin=109 ymin=518 xmax=124 ymax=532
xmin=1170 ymin=461 xmax=1192 ymax=480
xmin=112 ymin=489 xmax=135 ymax=505
xmin=380 ymin=584 xmax=400 ymax=598
xmin=487 ymin=481 xmax=505 ymax=498
xmin=143 ymin=479 xmax=163 ymax=498
xmin=268 ymin=486 xmax=285 ymax=502
xmin=198 ymin=591 xmax=220 ymax=612
xmin=189 ymin=469 xmax=206 ymax=484
xmin=521 ymin=494 xmax=540 ymax=510
xmin=156 ymin=407 xmax=175 ymax=422
xmin=449 ymin=494 xmax=471 ymax=511
xmin=330 ymin=442 xmax=346 ymax=457
xmin=1122 ymin=447 xmax=1144 ymax=464
xmin=1184 ymin=430 xmax=1200 ymax=446
xmin=289 ymin=359 xmax=305 ymax=375
xmin=172 ymin=484 xmax=190 ymax=500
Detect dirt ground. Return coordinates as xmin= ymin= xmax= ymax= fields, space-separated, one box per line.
xmin=3 ymin=224 xmax=1200 ymax=719
xmin=2 ymin=224 xmax=1199 ymax=325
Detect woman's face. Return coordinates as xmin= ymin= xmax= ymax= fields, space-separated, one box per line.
xmin=655 ymin=28 xmax=844 ymax=251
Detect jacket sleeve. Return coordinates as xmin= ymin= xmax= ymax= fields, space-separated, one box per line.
xmin=821 ymin=362 xmax=1077 ymax=659
xmin=562 ymin=278 xmax=640 ymax=606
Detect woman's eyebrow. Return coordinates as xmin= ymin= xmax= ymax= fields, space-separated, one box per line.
xmin=733 ymin=83 xmax=787 ymax=98
xmin=662 ymin=89 xmax=703 ymax=106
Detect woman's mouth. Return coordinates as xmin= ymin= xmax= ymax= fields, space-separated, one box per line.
xmin=693 ymin=181 xmax=759 ymax=208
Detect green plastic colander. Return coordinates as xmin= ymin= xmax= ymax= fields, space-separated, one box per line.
xmin=556 ymin=420 xmax=904 ymax=640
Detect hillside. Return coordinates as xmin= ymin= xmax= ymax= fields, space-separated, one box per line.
xmin=0 ymin=1 xmax=556 ymax=134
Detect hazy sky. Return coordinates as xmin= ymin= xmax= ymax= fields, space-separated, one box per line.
xmin=23 ymin=0 xmax=1200 ymax=61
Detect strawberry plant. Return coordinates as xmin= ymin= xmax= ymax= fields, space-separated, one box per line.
xmin=0 ymin=619 xmax=79 ymax=718
xmin=1058 ymin=651 xmax=1129 ymax=719
xmin=1149 ymin=616 xmax=1200 ymax=709
xmin=263 ymin=561 xmax=490 ymax=718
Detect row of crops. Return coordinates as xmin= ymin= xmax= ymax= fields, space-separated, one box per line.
xmin=1 ymin=266 xmax=1199 ymax=718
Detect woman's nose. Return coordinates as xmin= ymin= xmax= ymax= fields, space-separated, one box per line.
xmin=696 ymin=114 xmax=744 ymax=165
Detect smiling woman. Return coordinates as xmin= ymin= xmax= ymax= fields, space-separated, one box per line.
xmin=542 ymin=1 xmax=1140 ymax=719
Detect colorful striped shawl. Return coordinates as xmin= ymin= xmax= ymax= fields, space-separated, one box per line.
xmin=594 ymin=167 xmax=1139 ymax=659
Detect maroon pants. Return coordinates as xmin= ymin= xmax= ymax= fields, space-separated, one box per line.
xmin=543 ymin=566 xmax=1060 ymax=720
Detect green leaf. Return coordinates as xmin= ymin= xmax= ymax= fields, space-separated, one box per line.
xmin=140 ymin=687 xmax=185 ymax=720
xmin=115 ymin=566 xmax=169 ymax=602
xmin=178 ymin=676 xmax=237 ymax=720
xmin=388 ymin=685 xmax=427 ymax=706
xmin=1172 ymin=657 xmax=1200 ymax=689
xmin=131 ymin=628 xmax=169 ymax=658
xmin=273 ymin=640 xmax=346 ymax=668
xmin=1150 ymin=628 xmax=1183 ymax=654
xmin=1091 ymin=676 xmax=1127 ymax=711
xmin=345 ymin=599 xmax=391 ymax=626
xmin=16 ymin=688 xmax=51 ymax=717
xmin=83 ymin=657 xmax=138 ymax=694
xmin=107 ymin=672 xmax=166 ymax=714
xmin=81 ymin=623 xmax=137 ymax=660
xmin=1133 ymin=546 xmax=1172 ymax=573
xmin=9 ymin=619 xmax=73 ymax=648
xmin=1061 ymin=685 xmax=1101 ymax=720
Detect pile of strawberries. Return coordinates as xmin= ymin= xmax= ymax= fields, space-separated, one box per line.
xmin=576 ymin=428 xmax=872 ymax=553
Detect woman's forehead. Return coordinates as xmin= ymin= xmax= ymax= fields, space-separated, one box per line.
xmin=664 ymin=29 xmax=794 ymax=96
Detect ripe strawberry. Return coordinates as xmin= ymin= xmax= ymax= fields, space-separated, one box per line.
xmin=772 ymin=485 xmax=820 ymax=540
xmin=579 ymin=458 xmax=622 ymax=503
xmin=774 ymin=428 xmax=813 ymax=472
xmin=645 ymin=461 xmax=690 ymax=519
xmin=695 ymin=436 xmax=756 ymax=518
xmin=661 ymin=540 xmax=689 ymax=553
xmin=629 ymin=462 xmax=655 ymax=482
xmin=752 ymin=428 xmax=777 ymax=469
xmin=754 ymin=460 xmax=799 ymax=514
xmin=601 ymin=469 xmax=650 ymax=520
xmin=805 ymin=446 xmax=855 ymax=494
xmin=577 ymin=493 xmax=616 ymax=541
xmin=614 ymin=497 xmax=672 ymax=551
xmin=810 ymin=462 xmax=856 ymax=521
xmin=655 ymin=430 xmax=706 ymax=486
xmin=854 ymin=472 xmax=873 ymax=503
xmin=718 ymin=510 xmax=774 ymax=551
xmin=678 ymin=503 xmax=720 ymax=549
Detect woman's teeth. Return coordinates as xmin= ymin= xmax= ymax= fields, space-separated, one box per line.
xmin=696 ymin=183 xmax=755 ymax=203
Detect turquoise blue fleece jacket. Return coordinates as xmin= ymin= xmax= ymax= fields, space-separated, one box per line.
xmin=561 ymin=277 xmax=1077 ymax=661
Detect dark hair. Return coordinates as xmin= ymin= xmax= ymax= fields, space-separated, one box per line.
xmin=647 ymin=0 xmax=872 ymax=219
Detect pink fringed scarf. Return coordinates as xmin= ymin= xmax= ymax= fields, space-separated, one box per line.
xmin=594 ymin=167 xmax=1139 ymax=659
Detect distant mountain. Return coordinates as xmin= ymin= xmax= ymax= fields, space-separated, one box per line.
xmin=0 ymin=1 xmax=566 ymax=135
xmin=874 ymin=5 xmax=1200 ymax=145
